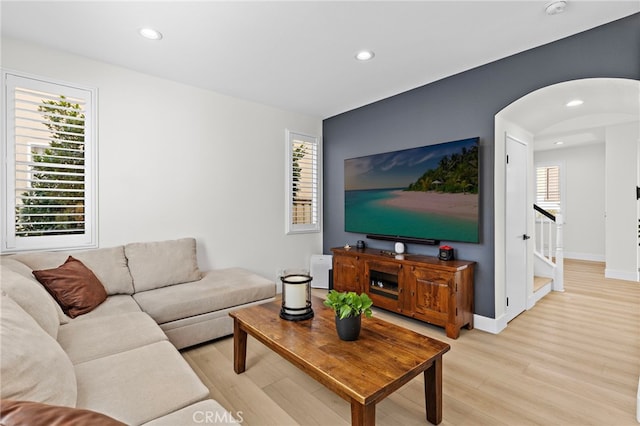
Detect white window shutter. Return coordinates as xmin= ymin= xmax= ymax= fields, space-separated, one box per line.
xmin=2 ymin=71 xmax=97 ymax=252
xmin=286 ymin=130 xmax=320 ymax=234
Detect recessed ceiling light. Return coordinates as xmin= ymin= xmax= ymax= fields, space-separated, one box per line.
xmin=545 ymin=1 xmax=567 ymax=15
xmin=355 ymin=50 xmax=375 ymax=61
xmin=139 ymin=28 xmax=163 ymax=40
xmin=566 ymin=99 xmax=583 ymax=107
xmin=554 ymin=141 xmax=564 ymax=145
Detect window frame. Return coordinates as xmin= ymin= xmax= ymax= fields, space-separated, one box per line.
xmin=1 ymin=70 xmax=98 ymax=253
xmin=285 ymin=129 xmax=320 ymax=234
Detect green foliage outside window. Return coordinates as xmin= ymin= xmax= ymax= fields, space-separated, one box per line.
xmin=17 ymin=96 xmax=85 ymax=236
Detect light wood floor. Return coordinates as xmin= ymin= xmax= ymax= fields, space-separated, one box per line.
xmin=183 ymin=259 xmax=640 ymax=425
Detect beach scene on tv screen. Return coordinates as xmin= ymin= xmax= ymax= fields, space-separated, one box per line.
xmin=344 ymin=137 xmax=479 ymax=243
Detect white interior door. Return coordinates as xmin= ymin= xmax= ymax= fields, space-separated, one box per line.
xmin=505 ymin=135 xmax=528 ymax=322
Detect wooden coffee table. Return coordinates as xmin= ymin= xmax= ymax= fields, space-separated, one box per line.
xmin=229 ymin=296 xmax=450 ymax=425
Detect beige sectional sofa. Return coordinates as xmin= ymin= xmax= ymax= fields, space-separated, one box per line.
xmin=0 ymin=238 xmax=276 ymax=425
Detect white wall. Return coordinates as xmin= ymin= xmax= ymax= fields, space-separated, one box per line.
xmin=605 ymin=122 xmax=639 ymax=281
xmin=2 ymin=38 xmax=323 ymax=282
xmin=534 ymin=143 xmax=606 ymax=261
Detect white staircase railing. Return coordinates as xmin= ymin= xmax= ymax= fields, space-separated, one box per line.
xmin=534 ymin=205 xmax=564 ymax=292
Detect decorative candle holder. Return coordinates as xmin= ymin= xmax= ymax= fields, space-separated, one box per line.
xmin=280 ymin=273 xmax=314 ymax=321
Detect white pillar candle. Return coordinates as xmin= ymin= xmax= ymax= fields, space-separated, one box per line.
xmin=283 ymin=275 xmax=308 ymax=314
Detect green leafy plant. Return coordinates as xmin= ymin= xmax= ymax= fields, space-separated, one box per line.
xmin=17 ymin=96 xmax=86 ymax=236
xmin=323 ymin=290 xmax=373 ymax=319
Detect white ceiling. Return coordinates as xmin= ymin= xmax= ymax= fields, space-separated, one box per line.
xmin=2 ymin=1 xmax=639 ymax=119
xmin=499 ymin=78 xmax=640 ymax=151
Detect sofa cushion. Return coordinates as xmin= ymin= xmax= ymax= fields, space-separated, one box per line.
xmin=58 ymin=312 xmax=167 ymax=364
xmin=13 ymin=246 xmax=135 ymax=295
xmin=70 ymin=294 xmax=142 ymax=321
xmin=0 ymin=293 xmax=77 ymax=407
xmin=74 ymin=341 xmax=209 ymax=425
xmin=0 ymin=264 xmax=60 ymax=338
xmin=133 ymin=268 xmax=275 ymax=324
xmin=125 ymin=238 xmax=202 ymax=292
xmin=33 ymin=256 xmax=107 ymax=318
xmin=142 ymin=400 xmax=239 ymax=426
xmin=0 ymin=400 xmax=126 ymax=426
xmin=159 ymin=305 xmax=244 ymax=350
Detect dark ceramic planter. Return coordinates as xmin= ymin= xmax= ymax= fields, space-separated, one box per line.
xmin=335 ymin=314 xmax=361 ymax=341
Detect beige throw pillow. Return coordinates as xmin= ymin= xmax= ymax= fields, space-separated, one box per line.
xmin=0 ymin=293 xmax=77 ymax=406
xmin=0 ymin=267 xmax=60 ymax=338
xmin=125 ymin=238 xmax=202 ymax=292
xmin=1 ymin=257 xmax=70 ymax=325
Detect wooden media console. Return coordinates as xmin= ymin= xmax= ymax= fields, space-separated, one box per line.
xmin=331 ymin=247 xmax=475 ymax=339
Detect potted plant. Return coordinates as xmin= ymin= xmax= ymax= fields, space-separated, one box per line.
xmin=323 ymin=290 xmax=373 ymax=341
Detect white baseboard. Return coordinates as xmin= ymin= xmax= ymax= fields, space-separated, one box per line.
xmin=636 ymin=376 xmax=640 ymax=423
xmin=473 ymin=313 xmax=507 ymax=334
xmin=605 ymin=268 xmax=639 ymax=282
xmin=527 ymin=294 xmax=535 ymax=310
xmin=564 ymin=251 xmax=605 ymax=262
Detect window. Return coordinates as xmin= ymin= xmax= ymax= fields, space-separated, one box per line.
xmin=286 ymin=130 xmax=319 ymax=234
xmin=535 ymin=163 xmax=562 ymax=214
xmin=1 ymin=71 xmax=97 ymax=252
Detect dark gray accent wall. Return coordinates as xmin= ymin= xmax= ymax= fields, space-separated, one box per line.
xmin=322 ymin=13 xmax=640 ymax=318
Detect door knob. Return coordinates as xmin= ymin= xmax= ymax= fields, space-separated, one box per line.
xmin=522 ymin=234 xmax=531 ymax=240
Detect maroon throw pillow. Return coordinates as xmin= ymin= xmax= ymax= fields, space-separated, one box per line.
xmin=0 ymin=400 xmax=126 ymax=426
xmin=32 ymin=256 xmax=107 ymax=318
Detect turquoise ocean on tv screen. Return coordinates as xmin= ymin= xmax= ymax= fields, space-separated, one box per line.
xmin=345 ymin=189 xmax=479 ymax=243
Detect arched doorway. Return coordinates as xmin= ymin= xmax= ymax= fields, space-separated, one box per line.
xmin=494 ymin=78 xmax=640 ymax=330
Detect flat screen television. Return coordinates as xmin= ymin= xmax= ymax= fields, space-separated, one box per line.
xmin=344 ymin=137 xmax=480 ymax=244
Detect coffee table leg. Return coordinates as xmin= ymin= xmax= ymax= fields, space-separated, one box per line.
xmin=233 ymin=318 xmax=247 ymax=374
xmin=424 ymin=356 xmax=443 ymax=425
xmin=351 ymin=400 xmax=375 ymax=426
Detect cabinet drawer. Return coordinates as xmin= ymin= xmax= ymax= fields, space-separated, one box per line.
xmin=366 ymin=260 xmax=402 ymax=276
xmin=411 ymin=268 xmax=452 ymax=286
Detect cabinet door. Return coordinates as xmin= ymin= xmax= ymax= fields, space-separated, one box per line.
xmin=409 ymin=267 xmax=451 ymax=325
xmin=332 ymin=254 xmax=361 ymax=293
